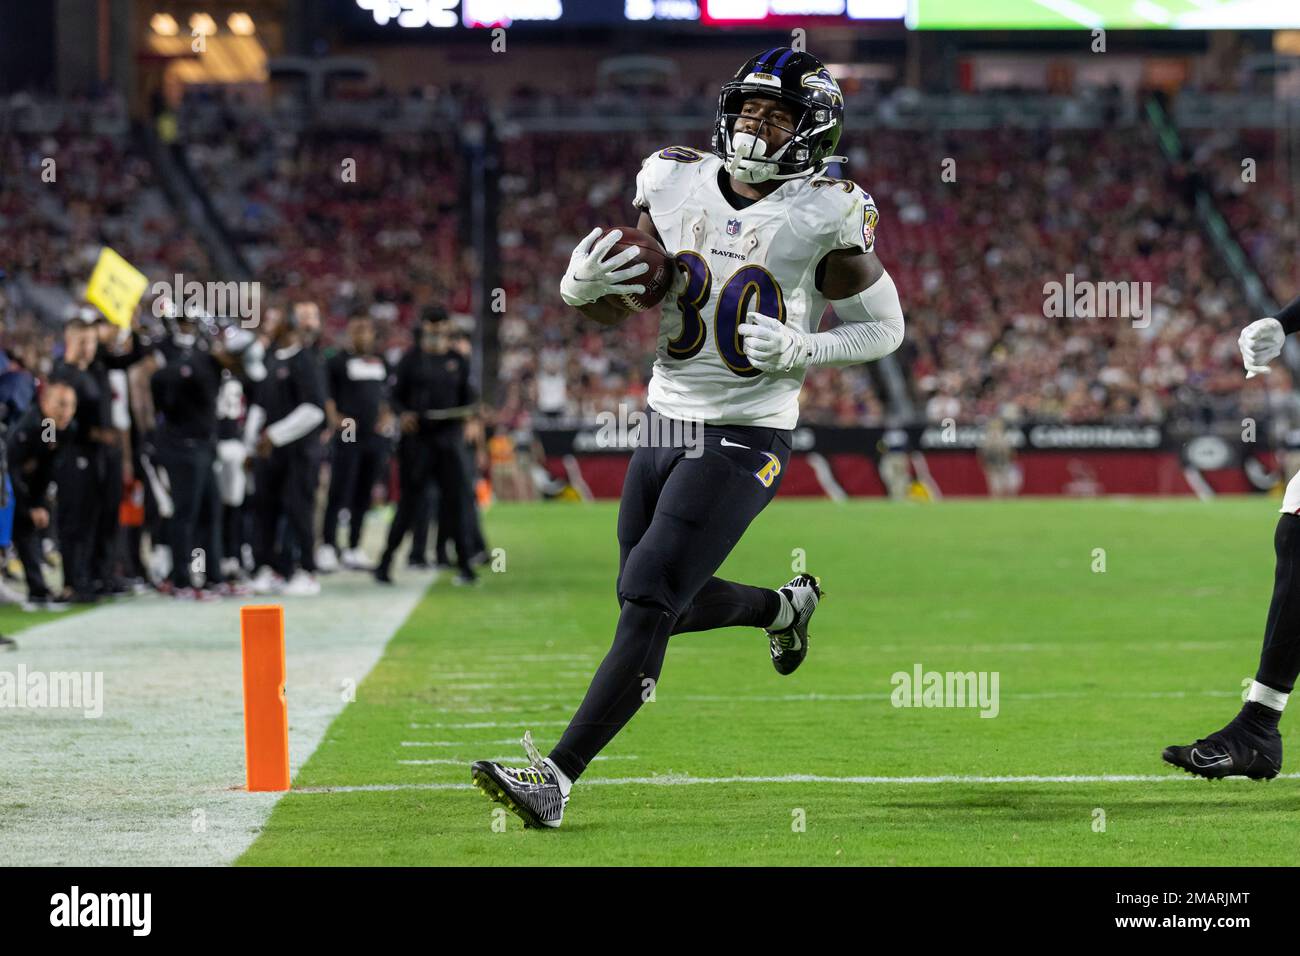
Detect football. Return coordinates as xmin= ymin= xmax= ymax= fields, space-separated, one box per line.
xmin=597 ymin=225 xmax=673 ymax=313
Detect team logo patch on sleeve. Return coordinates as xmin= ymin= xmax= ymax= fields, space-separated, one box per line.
xmin=863 ymin=203 xmax=878 ymax=251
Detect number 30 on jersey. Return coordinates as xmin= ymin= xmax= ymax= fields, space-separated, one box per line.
xmin=667 ymin=252 xmax=786 ymax=379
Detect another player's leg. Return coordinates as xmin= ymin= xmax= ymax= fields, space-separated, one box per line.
xmin=1163 ymin=513 xmax=1297 ymax=779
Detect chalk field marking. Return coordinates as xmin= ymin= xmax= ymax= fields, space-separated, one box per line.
xmin=1 ymin=567 xmax=435 ymax=866
xmin=410 ymin=720 xmax=573 ymax=729
xmin=398 ymin=754 xmax=638 ymax=765
xmin=295 ymin=771 xmax=1300 ymax=794
xmin=400 ymin=739 xmax=536 ymax=747
xmin=679 ymin=690 xmax=1243 ymax=703
xmin=417 ymin=690 xmax=1241 ymax=706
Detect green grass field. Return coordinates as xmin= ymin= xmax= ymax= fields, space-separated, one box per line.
xmin=238 ymin=497 xmax=1300 ymax=865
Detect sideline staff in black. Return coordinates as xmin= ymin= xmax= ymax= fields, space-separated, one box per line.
xmin=149 ymin=311 xmax=225 ymax=597
xmin=250 ymin=308 xmax=327 ymax=593
xmin=7 ymin=378 xmax=77 ymax=607
xmin=320 ymin=314 xmax=390 ymax=571
xmin=376 ymin=307 xmax=477 ymax=586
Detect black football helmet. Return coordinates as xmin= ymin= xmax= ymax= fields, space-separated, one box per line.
xmin=713 ymin=47 xmax=847 ymax=183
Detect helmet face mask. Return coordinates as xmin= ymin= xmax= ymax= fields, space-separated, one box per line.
xmin=713 ymin=48 xmax=846 ymax=183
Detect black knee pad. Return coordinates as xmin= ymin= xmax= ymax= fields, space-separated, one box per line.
xmin=617 ymin=540 xmax=681 ymax=614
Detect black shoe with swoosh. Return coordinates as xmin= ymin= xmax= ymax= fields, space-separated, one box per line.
xmin=767 ymin=573 xmax=822 ymax=676
xmin=1162 ymin=721 xmax=1282 ymax=780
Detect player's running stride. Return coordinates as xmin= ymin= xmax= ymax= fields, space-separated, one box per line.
xmin=471 ymin=48 xmax=906 ymax=827
xmin=1162 ymin=291 xmax=1300 ymax=781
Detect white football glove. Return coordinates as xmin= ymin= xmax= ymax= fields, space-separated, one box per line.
xmin=560 ymin=227 xmax=649 ymax=307
xmin=738 ymin=311 xmax=813 ymax=373
xmin=1239 ymin=317 xmax=1285 ymax=379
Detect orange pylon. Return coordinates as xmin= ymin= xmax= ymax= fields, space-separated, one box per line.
xmin=240 ymin=605 xmax=290 ymax=791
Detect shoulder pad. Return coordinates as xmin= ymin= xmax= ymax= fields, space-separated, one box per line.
xmin=634 ymin=146 xmax=717 ymax=214
xmin=804 ymin=176 xmax=879 ymax=254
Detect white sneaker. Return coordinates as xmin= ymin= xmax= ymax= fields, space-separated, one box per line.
xmin=0 ymin=577 xmax=27 ymax=605
xmin=250 ymin=566 xmax=284 ymax=595
xmin=340 ymin=547 xmax=372 ymax=570
xmin=280 ymin=570 xmax=321 ymax=597
xmin=315 ymin=545 xmax=340 ymax=573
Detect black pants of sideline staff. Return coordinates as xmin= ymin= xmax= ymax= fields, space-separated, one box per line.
xmin=12 ymin=494 xmax=52 ymax=601
xmin=380 ymin=429 xmax=475 ymax=579
xmin=254 ymin=443 xmax=320 ymax=580
xmin=56 ymin=443 xmax=102 ymax=598
xmin=322 ymin=433 xmax=388 ymax=553
xmin=153 ymin=436 xmax=219 ymax=590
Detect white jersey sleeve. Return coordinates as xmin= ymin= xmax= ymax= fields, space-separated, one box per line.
xmin=799 ymin=176 xmax=879 ymax=256
xmin=633 ymin=146 xmax=714 ymax=222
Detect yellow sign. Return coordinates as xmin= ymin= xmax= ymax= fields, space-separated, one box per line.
xmin=85 ymin=247 xmax=149 ymax=328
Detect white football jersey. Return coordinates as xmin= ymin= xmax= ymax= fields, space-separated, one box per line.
xmin=635 ymin=145 xmax=878 ymax=429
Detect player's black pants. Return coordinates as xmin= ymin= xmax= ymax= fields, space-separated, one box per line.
xmin=382 ymin=428 xmax=475 ymax=576
xmin=92 ymin=444 xmax=124 ymax=590
xmin=56 ymin=443 xmax=102 ymax=598
xmin=12 ymin=494 xmax=51 ymax=600
xmin=434 ymin=439 xmax=486 ymax=566
xmin=255 ymin=443 xmax=319 ymax=579
xmin=1256 ymin=512 xmax=1300 ymax=694
xmin=322 ymin=433 xmax=387 ymax=552
xmin=548 ymin=412 xmax=790 ymax=782
xmin=153 ymin=436 xmax=217 ymax=589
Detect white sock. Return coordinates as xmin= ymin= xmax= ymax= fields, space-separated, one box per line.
xmin=544 ymin=757 xmax=572 ymax=796
xmin=1247 ymin=681 xmax=1289 ymax=713
xmin=769 ymin=589 xmax=794 ymax=631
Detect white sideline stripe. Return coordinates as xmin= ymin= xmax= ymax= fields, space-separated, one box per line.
xmin=2 ymin=565 xmax=436 ymax=866
xmin=428 ymin=690 xmax=1241 ymax=706
xmin=293 ymin=771 xmax=1300 ymax=794
xmin=680 ymin=690 xmax=1243 ymax=703
xmin=411 ymin=720 xmax=573 ymax=729
xmin=400 ymin=739 xmax=531 ymax=747
xmin=398 ymin=755 xmax=638 ymax=765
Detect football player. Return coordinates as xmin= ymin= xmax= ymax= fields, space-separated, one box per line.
xmin=1163 ymin=292 xmax=1300 ymax=780
xmin=471 ymin=48 xmax=906 ymax=827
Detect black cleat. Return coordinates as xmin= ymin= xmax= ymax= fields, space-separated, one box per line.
xmin=767 ymin=573 xmax=822 ymax=676
xmin=1163 ymin=710 xmax=1282 ymax=780
xmin=373 ymin=564 xmax=393 ymax=585
xmin=470 ymin=731 xmax=568 ymax=829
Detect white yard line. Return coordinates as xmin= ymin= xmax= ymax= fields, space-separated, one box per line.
xmin=397 ymin=755 xmax=638 ymax=765
xmin=0 ymin=569 xmax=434 ymax=866
xmin=400 ymin=739 xmax=536 ymax=747
xmin=293 ymin=771 xmax=1300 ymax=794
xmin=409 ymin=720 xmax=574 ymax=729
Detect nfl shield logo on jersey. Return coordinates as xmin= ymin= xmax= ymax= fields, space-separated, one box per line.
xmin=726 ymin=218 xmax=741 ymax=237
